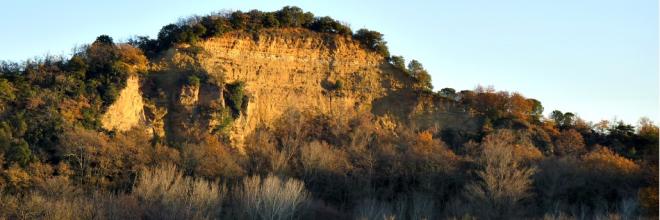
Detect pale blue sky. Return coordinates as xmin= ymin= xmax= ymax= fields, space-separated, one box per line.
xmin=0 ymin=0 xmax=657 ymax=124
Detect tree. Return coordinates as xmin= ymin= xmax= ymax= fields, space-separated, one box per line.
xmin=553 ymin=129 xmax=586 ymax=156
xmin=464 ymin=134 xmax=537 ymax=219
xmin=637 ymin=117 xmax=658 ymax=139
xmin=157 ymin=24 xmax=182 ymax=49
xmin=134 ymin=164 xmax=226 ymax=219
xmin=200 ymin=16 xmax=228 ymax=38
xmin=7 ymin=140 xmax=32 ymax=167
xmin=562 ymin=112 xmax=575 ymax=127
xmin=128 ymin=36 xmax=159 ymax=58
xmin=94 ymin=35 xmax=114 ymax=45
xmin=234 ymin=174 xmax=309 ymax=220
xmin=276 ymin=6 xmax=314 ymax=27
xmin=230 ymin=11 xmax=248 ymax=30
xmin=310 ymin=16 xmax=351 ymax=35
xmin=440 ymin=88 xmax=457 ymax=99
xmin=528 ymin=99 xmax=543 ymax=122
xmin=262 ymin=12 xmax=280 ymax=28
xmin=550 ymin=110 xmax=575 ymax=129
xmin=390 ymin=55 xmax=406 ymax=70
xmin=550 ymin=110 xmax=564 ymax=125
xmin=407 ymin=60 xmax=433 ymax=91
xmin=353 ymin=29 xmax=389 ymax=57
xmin=87 ymin=35 xmax=119 ymax=75
xmin=0 ymin=79 xmax=16 ymax=102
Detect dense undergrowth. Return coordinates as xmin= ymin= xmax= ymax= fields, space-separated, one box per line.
xmin=0 ymin=6 xmax=657 ymax=220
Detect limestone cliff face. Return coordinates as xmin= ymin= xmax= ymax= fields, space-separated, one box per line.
xmin=197 ymin=29 xmax=416 ymax=145
xmin=101 ymin=28 xmax=478 ymax=148
xmin=101 ymin=75 xmax=147 ymax=132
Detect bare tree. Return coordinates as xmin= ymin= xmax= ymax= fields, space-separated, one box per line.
xmin=233 ymin=174 xmax=309 ymax=220
xmin=463 ymin=134 xmax=537 ymax=219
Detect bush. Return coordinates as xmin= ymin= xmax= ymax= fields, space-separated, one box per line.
xmin=0 ymin=192 xmax=95 ymax=220
xmin=463 ymin=134 xmax=537 ymax=219
xmin=243 ymin=128 xmax=292 ymax=177
xmin=225 ymin=81 xmax=246 ymax=117
xmin=0 ymin=79 xmax=16 ymax=102
xmin=582 ymin=147 xmax=639 ymax=175
xmin=554 ymin=129 xmax=586 ymax=156
xmin=134 ymin=163 xmax=226 ymax=219
xmin=187 ymin=75 xmax=201 ymax=87
xmin=181 ymin=142 xmax=244 ymax=180
xmin=299 ymin=140 xmax=352 ymax=204
xmin=233 ymin=174 xmax=309 ymax=220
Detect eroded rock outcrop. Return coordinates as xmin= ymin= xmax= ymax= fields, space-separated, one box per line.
xmin=101 ymin=75 xmax=147 ymax=132
xmin=197 ymin=29 xmax=415 ymax=146
xmin=102 ymin=28 xmax=478 ymax=149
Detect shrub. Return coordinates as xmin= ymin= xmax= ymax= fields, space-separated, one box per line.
xmin=226 ymin=81 xmax=246 ymax=117
xmin=243 ymin=129 xmax=291 ymax=175
xmin=480 ymin=129 xmax=543 ymax=162
xmin=300 ymin=140 xmax=351 ymax=178
xmin=463 ymin=134 xmax=537 ymax=219
xmin=181 ymin=142 xmax=244 ymax=180
xmin=299 ymin=140 xmax=352 ymax=204
xmin=187 ymin=74 xmax=201 ymax=87
xmin=582 ymin=147 xmax=639 ymax=175
xmin=233 ymin=174 xmax=309 ymax=220
xmin=0 ymin=78 xmax=15 ymax=102
xmin=59 ymin=128 xmax=147 ymax=189
xmin=3 ymin=164 xmax=30 ymax=192
xmin=400 ymin=130 xmax=458 ymax=194
xmin=0 ymin=192 xmax=95 ymax=220
xmin=134 ymin=163 xmax=226 ymax=219
xmin=554 ymin=129 xmax=586 ymax=156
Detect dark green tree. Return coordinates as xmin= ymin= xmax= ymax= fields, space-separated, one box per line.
xmin=95 ymin=35 xmax=114 ymax=45
xmin=407 ymin=60 xmax=433 ymax=91
xmin=440 ymin=88 xmax=457 ymax=99
xmin=262 ymin=12 xmax=280 ymax=28
xmin=157 ymin=24 xmax=182 ymax=49
xmin=226 ymin=81 xmax=246 ymax=117
xmin=276 ymin=6 xmax=314 ymax=27
xmin=310 ymin=16 xmax=351 ymax=35
xmin=353 ymin=29 xmax=389 ymax=57
xmin=390 ymin=55 xmax=406 ymax=70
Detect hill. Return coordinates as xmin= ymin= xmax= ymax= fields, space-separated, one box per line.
xmin=0 ymin=6 xmax=657 ymax=219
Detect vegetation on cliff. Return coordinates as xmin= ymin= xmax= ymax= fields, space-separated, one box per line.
xmin=130 ymin=6 xmax=389 ymax=58
xmin=0 ymin=6 xmax=657 ymax=220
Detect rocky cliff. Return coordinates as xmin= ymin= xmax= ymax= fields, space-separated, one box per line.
xmin=100 ymin=28 xmax=478 ymax=149
xmin=100 ymin=75 xmax=147 ymax=132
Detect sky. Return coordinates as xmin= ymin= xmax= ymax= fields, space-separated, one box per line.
xmin=0 ymin=0 xmax=657 ymax=124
